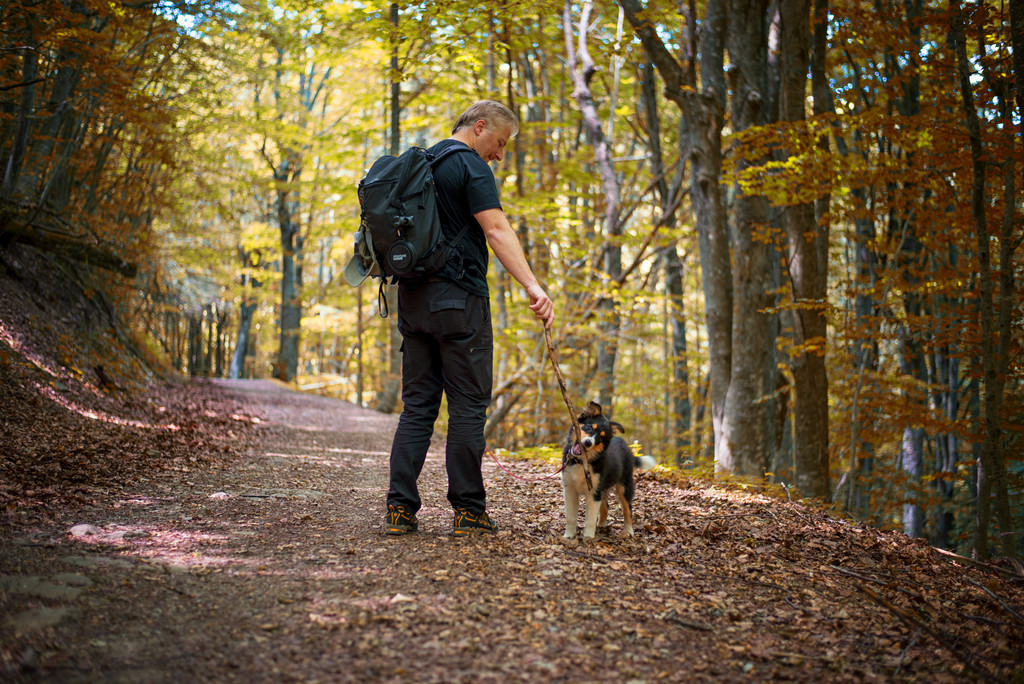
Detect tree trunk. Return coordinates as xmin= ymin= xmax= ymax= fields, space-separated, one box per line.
xmin=12 ymin=48 xmax=82 ymax=202
xmin=619 ymin=0 xmax=733 ymax=472
xmin=499 ymin=57 xmax=529 ymax=446
xmin=931 ymin=264 xmax=962 ymax=546
xmin=950 ymin=0 xmax=1006 ymax=559
xmin=187 ymin=313 xmax=202 ymax=377
xmin=833 ymin=40 xmax=877 ymax=514
xmin=777 ymin=0 xmax=830 ymax=499
xmin=641 ymin=58 xmax=690 ymax=466
xmin=356 ymin=282 xmax=364 ymax=406
xmin=721 ymin=0 xmax=777 ymax=480
xmin=565 ymin=0 xmax=622 ymax=412
xmin=1 ymin=27 xmax=37 ymax=197
xmin=230 ymin=250 xmax=261 ymax=380
xmin=846 ymin=182 xmax=879 ymax=516
xmin=693 ymin=0 xmax=732 ymax=475
xmin=992 ymin=91 xmax=1018 ymax=558
xmin=276 ymin=170 xmax=302 ymax=383
xmin=1011 ymin=0 xmax=1024 ymax=194
xmin=375 ymin=2 xmax=403 ymax=413
xmin=229 ymin=300 xmax=256 ymax=380
xmin=204 ymin=305 xmax=215 ymax=377
xmin=901 ymin=426 xmax=925 ymax=538
xmin=932 ymin=345 xmax=958 ymax=548
xmin=810 ymin=0 xmax=834 ymax=295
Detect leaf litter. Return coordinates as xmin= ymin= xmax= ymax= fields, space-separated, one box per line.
xmin=2 ymin=255 xmax=1023 ymax=682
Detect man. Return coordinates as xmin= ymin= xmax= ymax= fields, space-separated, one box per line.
xmin=385 ymin=100 xmax=554 ymax=536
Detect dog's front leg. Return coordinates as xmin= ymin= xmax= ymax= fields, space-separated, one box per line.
xmin=583 ymin=491 xmax=601 ymax=538
xmin=563 ymin=483 xmax=579 ymax=538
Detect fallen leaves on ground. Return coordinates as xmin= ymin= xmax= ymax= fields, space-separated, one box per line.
xmin=2 ymin=374 xmax=1021 ymax=682
xmin=2 ymin=254 xmax=1023 ymax=682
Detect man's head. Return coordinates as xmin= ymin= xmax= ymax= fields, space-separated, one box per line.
xmin=451 ymin=100 xmax=519 ymax=162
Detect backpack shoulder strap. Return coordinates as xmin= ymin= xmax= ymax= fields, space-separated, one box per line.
xmin=427 ymin=144 xmax=483 ymax=256
xmin=392 ymin=147 xmax=425 ymax=200
xmin=427 ymin=144 xmax=478 ymax=168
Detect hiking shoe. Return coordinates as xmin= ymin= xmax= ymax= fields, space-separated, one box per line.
xmin=453 ymin=508 xmax=498 ymax=535
xmin=384 ymin=504 xmax=418 ymax=535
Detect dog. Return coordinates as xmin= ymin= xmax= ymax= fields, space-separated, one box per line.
xmin=561 ymin=401 xmax=657 ymax=538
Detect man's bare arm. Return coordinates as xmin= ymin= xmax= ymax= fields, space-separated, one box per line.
xmin=475 ymin=207 xmax=554 ymax=328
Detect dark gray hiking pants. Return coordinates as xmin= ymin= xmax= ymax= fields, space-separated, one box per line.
xmin=386 ymin=280 xmax=493 ymax=516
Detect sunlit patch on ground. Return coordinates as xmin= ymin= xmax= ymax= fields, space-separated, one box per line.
xmin=138 ymin=550 xmax=255 ymax=570
xmin=287 ymin=423 xmax=350 ymax=433
xmin=234 ymin=486 xmax=331 ymax=500
xmin=32 ymin=381 xmax=181 ymax=430
xmin=261 ymin=450 xmax=392 ymax=466
xmin=114 ymin=496 xmax=176 ymax=507
xmin=307 ymin=591 xmax=455 ymax=631
xmin=323 ymin=446 xmax=390 ymax=458
xmin=264 ymin=451 xmax=332 ymax=461
xmin=0 ymin=321 xmax=66 ymax=380
xmin=65 ymin=524 xmax=250 ymax=569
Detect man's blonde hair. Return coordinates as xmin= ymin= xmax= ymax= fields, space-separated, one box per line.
xmin=452 ymin=100 xmax=519 ymax=137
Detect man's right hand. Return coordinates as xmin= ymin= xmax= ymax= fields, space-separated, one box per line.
xmin=526 ymin=284 xmax=554 ymax=329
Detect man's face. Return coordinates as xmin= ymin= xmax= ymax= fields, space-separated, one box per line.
xmin=474 ymin=120 xmax=512 ymax=162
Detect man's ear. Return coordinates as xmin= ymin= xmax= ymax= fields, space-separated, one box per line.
xmin=474 ymin=119 xmax=488 ymax=135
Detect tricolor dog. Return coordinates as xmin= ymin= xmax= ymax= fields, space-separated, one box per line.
xmin=562 ymin=401 xmax=657 ymax=538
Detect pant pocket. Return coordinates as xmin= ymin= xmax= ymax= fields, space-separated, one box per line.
xmin=429 ymin=297 xmax=467 ymax=313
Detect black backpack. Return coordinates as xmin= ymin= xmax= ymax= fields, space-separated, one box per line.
xmin=347 ymin=145 xmax=475 ymax=315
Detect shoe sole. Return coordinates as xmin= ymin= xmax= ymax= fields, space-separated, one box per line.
xmin=452 ymin=527 xmax=497 ymax=535
xmin=385 ymin=525 xmax=417 ymax=535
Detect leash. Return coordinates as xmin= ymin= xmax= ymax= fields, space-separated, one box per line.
xmin=480 ymin=326 xmax=595 ymax=488
xmin=542 ymin=326 xmax=595 ymax=491
xmin=485 ymin=446 xmax=566 ymax=482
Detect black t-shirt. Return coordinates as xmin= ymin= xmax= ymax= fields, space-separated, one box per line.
xmin=426 ymin=139 xmax=501 ymax=296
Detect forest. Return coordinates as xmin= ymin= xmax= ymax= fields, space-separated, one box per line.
xmin=0 ymin=0 xmax=1020 ymax=562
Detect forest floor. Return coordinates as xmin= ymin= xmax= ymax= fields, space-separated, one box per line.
xmin=2 ymin=247 xmax=1024 ymax=683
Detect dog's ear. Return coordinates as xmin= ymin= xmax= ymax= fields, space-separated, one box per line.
xmin=581 ymin=401 xmax=602 ymax=418
xmin=611 ymin=421 xmax=626 ymax=434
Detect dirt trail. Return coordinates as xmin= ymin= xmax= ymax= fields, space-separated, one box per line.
xmin=2 ymin=380 xmax=1021 ymax=683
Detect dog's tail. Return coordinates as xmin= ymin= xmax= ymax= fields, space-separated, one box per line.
xmin=635 ymin=455 xmax=657 ymax=471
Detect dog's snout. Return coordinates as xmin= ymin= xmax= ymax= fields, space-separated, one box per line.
xmin=581 ymin=434 xmax=596 ymax=448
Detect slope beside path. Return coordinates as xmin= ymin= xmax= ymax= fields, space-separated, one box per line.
xmin=2 ymin=379 xmax=1022 ymax=683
